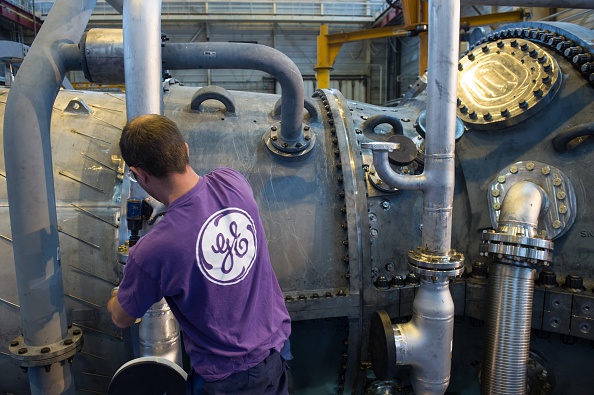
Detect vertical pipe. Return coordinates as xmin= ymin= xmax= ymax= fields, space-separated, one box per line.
xmin=481 ymin=265 xmax=536 ymax=394
xmin=3 ymin=1 xmax=96 ymax=393
xmin=121 ymin=0 xmax=182 ymax=366
xmin=123 ymin=0 xmax=163 ymax=120
xmin=423 ymin=0 xmax=460 ymax=256
xmin=395 ymin=278 xmax=455 ymax=395
xmin=481 ymin=181 xmax=546 ymax=395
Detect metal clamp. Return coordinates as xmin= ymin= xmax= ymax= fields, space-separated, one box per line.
xmin=9 ymin=325 xmax=84 ymax=367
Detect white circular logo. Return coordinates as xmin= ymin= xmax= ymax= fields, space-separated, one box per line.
xmin=196 ymin=208 xmax=257 ymax=285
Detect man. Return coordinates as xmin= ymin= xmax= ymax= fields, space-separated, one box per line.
xmin=107 ymin=114 xmax=292 ymax=394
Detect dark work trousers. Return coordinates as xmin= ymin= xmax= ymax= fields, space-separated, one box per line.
xmin=186 ymin=350 xmax=290 ymax=395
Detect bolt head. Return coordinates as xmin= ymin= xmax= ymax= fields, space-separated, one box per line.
xmin=510 ymin=165 xmax=518 ymax=174
xmin=497 ymin=175 xmax=506 ymax=183
xmin=559 ymin=204 xmax=568 ymax=214
xmin=491 ymin=189 xmax=500 ymax=197
xmin=552 ymin=220 xmax=561 ymax=229
xmin=526 ymin=162 xmax=535 ymax=171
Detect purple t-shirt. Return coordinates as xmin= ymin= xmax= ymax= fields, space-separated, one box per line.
xmin=117 ymin=167 xmax=291 ymax=381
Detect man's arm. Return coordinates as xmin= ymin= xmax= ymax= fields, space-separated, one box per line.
xmin=107 ymin=287 xmax=137 ymax=328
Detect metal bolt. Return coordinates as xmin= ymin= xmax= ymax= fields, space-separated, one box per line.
xmin=557 ymin=190 xmax=566 ymax=200
xmin=370 ymin=228 xmax=379 ymax=237
xmin=282 ymin=143 xmax=288 ymax=148
xmin=64 ymin=339 xmax=73 ymax=346
xmin=491 ymin=189 xmax=500 ymax=197
xmin=304 ymin=125 xmax=310 ymax=131
xmin=519 ymin=100 xmax=528 ymax=109
xmin=559 ymin=204 xmax=568 ymax=214
xmin=526 ymin=162 xmax=535 ymax=171
xmin=510 ymin=165 xmax=518 ymax=174
xmin=552 ymin=220 xmax=561 ymax=229
xmin=468 ymin=53 xmax=475 ymax=61
xmin=497 ymin=175 xmax=506 ymax=183
xmin=18 ymin=348 xmax=27 ymax=354
xmin=533 ymin=88 xmax=543 ymax=98
xmin=539 ymin=229 xmax=548 ymax=238
xmin=381 ymin=200 xmax=390 ymax=210
xmin=483 ymin=112 xmax=492 ymax=121
xmin=271 ymin=126 xmax=277 ymax=131
xmin=459 ymin=104 xmax=468 ymax=114
xmin=469 ymin=110 xmax=477 ymax=119
xmin=41 ymin=347 xmax=50 ymax=354
xmin=73 ymin=329 xmax=82 ymax=336
xmin=493 ymin=202 xmax=501 ymax=210
xmin=482 ymin=45 xmax=489 ymax=53
xmin=10 ymin=340 xmax=19 ymax=347
xmin=304 ymin=135 xmax=311 ymax=141
xmin=553 ymin=177 xmax=562 ymax=186
xmin=296 ymin=143 xmax=302 ymax=148
xmin=271 ymin=135 xmax=278 ymax=141
xmin=500 ymin=108 xmax=510 ymax=117
xmin=542 ymin=166 xmax=550 ymax=175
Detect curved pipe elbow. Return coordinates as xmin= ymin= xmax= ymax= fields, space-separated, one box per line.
xmin=498 ymin=181 xmax=547 ymax=235
xmin=372 ymin=150 xmax=426 ymax=191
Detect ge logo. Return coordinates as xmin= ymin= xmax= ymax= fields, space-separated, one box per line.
xmin=196 ymin=208 xmax=257 ymax=285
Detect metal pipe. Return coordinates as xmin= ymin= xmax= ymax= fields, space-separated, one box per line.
xmin=394 ymin=278 xmax=455 ymax=395
xmin=497 ymin=180 xmax=546 ymax=238
xmin=370 ymin=0 xmax=460 ymax=255
xmin=123 ymin=0 xmax=163 ymax=120
xmin=139 ymin=299 xmax=183 ymax=364
xmin=461 ymin=0 xmax=594 ymax=7
xmin=121 ymin=1 xmax=183 ymax=366
xmin=366 ymin=2 xmax=462 ymax=394
xmin=481 ymin=181 xmax=546 ymax=395
xmin=2 ymin=0 xmax=96 ymax=393
xmin=162 ymin=42 xmax=303 ymax=143
xmin=481 ymin=264 xmax=536 ymax=395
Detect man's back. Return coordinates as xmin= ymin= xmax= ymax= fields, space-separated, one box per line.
xmin=118 ymin=167 xmax=291 ymax=381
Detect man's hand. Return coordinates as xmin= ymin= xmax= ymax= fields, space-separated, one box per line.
xmin=107 ymin=287 xmax=137 ymax=328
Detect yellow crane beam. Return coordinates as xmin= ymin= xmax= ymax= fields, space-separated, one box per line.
xmin=315 ymin=4 xmax=524 ymax=89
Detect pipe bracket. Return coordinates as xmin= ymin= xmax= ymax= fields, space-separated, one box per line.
xmin=8 ymin=325 xmax=84 ymax=367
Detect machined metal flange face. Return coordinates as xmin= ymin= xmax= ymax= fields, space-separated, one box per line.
xmin=407 ymin=247 xmax=465 ymax=278
xmin=488 ymin=161 xmax=576 ymax=240
xmin=9 ymin=325 xmax=84 ymax=367
xmin=457 ymin=38 xmax=561 ymax=130
xmin=479 ymin=230 xmax=554 ymax=265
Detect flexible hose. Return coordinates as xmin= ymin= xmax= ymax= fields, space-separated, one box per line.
xmin=481 ymin=264 xmax=536 ymax=394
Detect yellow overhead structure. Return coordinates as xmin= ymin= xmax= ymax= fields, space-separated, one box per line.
xmin=314 ymin=1 xmax=525 ymax=89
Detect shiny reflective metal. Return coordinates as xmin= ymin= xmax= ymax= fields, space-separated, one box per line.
xmin=487 ymin=161 xmax=576 ymax=240
xmin=457 ymin=38 xmax=561 ymax=130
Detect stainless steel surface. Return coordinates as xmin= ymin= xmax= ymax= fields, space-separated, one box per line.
xmin=394 ymin=278 xmax=455 ymax=395
xmin=487 ymin=161 xmax=577 ymax=240
xmin=457 ymin=38 xmax=562 ymax=130
xmin=122 ymin=0 xmax=163 ymax=120
xmin=481 ymin=264 xmax=536 ymax=395
xmin=138 ymin=299 xmax=183 ymax=365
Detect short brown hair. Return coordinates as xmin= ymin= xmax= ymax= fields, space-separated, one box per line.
xmin=119 ymin=114 xmax=188 ymax=177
